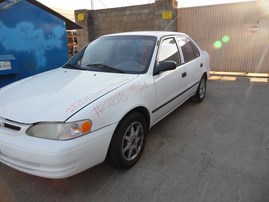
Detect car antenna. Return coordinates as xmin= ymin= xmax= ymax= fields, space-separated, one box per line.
xmin=164 ymin=13 xmax=180 ymax=31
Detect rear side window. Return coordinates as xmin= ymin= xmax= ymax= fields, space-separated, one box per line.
xmin=177 ymin=38 xmax=200 ymax=63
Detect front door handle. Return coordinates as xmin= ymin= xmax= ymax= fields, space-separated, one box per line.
xmin=182 ymin=72 xmax=187 ymax=78
xmin=200 ymin=63 xmax=203 ymax=67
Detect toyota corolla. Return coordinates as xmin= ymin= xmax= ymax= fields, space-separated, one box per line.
xmin=0 ymin=31 xmax=210 ymax=178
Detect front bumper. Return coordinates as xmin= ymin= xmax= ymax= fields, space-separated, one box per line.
xmin=0 ymin=121 xmax=117 ymax=179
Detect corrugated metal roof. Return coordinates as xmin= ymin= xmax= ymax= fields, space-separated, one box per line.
xmin=0 ymin=0 xmax=83 ymax=30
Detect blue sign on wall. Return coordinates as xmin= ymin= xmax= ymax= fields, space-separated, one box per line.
xmin=0 ymin=0 xmax=68 ymax=87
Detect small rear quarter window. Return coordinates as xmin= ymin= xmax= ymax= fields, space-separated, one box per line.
xmin=177 ymin=38 xmax=200 ymax=63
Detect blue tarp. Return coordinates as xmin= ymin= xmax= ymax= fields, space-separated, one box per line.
xmin=0 ymin=0 xmax=68 ymax=87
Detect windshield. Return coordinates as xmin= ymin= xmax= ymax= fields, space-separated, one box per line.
xmin=64 ymin=35 xmax=157 ymax=74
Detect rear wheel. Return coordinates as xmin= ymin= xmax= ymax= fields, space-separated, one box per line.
xmin=107 ymin=112 xmax=147 ymax=169
xmin=192 ymin=75 xmax=207 ymax=103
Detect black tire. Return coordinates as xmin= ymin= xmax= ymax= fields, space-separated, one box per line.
xmin=192 ymin=75 xmax=207 ymax=103
xmin=106 ymin=112 xmax=147 ymax=169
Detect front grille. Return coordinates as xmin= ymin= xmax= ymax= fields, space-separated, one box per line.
xmin=4 ymin=123 xmax=21 ymax=131
xmin=0 ymin=118 xmax=23 ymax=132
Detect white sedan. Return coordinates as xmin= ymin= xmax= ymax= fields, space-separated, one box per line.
xmin=0 ymin=31 xmax=210 ymax=178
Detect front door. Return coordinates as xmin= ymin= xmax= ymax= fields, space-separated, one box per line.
xmin=152 ymin=37 xmax=188 ymax=123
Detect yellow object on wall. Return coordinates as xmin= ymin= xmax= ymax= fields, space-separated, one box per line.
xmin=77 ymin=13 xmax=85 ymax=21
xmin=162 ymin=11 xmax=172 ymax=20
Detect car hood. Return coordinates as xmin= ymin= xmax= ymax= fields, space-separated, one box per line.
xmin=0 ymin=68 xmax=138 ymax=124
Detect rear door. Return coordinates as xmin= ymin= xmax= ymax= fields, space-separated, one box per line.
xmin=176 ymin=37 xmax=203 ymax=90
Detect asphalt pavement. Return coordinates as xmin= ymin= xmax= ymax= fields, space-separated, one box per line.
xmin=1 ymin=77 xmax=269 ymax=202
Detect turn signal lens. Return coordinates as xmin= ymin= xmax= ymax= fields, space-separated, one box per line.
xmin=82 ymin=121 xmax=92 ymax=134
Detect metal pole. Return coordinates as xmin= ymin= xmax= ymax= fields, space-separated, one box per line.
xmin=91 ymin=0 xmax=94 ymax=10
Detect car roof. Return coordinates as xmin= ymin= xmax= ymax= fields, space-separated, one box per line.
xmin=102 ymin=31 xmax=188 ymax=39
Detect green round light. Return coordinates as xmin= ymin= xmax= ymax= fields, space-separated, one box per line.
xmin=214 ymin=41 xmax=222 ymax=49
xmin=222 ymin=35 xmax=230 ymax=43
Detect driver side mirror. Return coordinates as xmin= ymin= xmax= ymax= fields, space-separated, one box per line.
xmin=153 ymin=60 xmax=177 ymax=76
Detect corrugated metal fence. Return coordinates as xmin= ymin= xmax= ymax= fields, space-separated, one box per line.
xmin=178 ymin=1 xmax=269 ymax=73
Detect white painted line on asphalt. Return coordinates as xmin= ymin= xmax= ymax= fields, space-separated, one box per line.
xmin=209 ymin=76 xmax=269 ymax=83
xmin=209 ymin=76 xmax=236 ymax=81
xmin=250 ymin=78 xmax=268 ymax=83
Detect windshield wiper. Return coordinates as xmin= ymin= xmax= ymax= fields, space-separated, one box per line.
xmin=87 ymin=63 xmax=124 ymax=73
xmin=64 ymin=64 xmax=81 ymax=69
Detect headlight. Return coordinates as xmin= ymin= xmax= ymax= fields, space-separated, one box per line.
xmin=27 ymin=120 xmax=92 ymax=140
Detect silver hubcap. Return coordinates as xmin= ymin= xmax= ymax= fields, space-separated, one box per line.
xmin=199 ymin=78 xmax=206 ymax=99
xmin=122 ymin=122 xmax=144 ymax=161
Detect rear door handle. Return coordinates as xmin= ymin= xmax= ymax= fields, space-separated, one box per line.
xmin=200 ymin=63 xmax=203 ymax=67
xmin=182 ymin=72 xmax=187 ymax=78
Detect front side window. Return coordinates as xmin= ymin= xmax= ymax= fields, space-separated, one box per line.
xmin=177 ymin=38 xmax=200 ymax=63
xmin=158 ymin=38 xmax=180 ymax=65
xmin=64 ymin=36 xmax=157 ymax=74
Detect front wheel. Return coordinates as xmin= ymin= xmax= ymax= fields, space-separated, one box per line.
xmin=192 ymin=75 xmax=207 ymax=103
xmin=106 ymin=112 xmax=147 ymax=169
